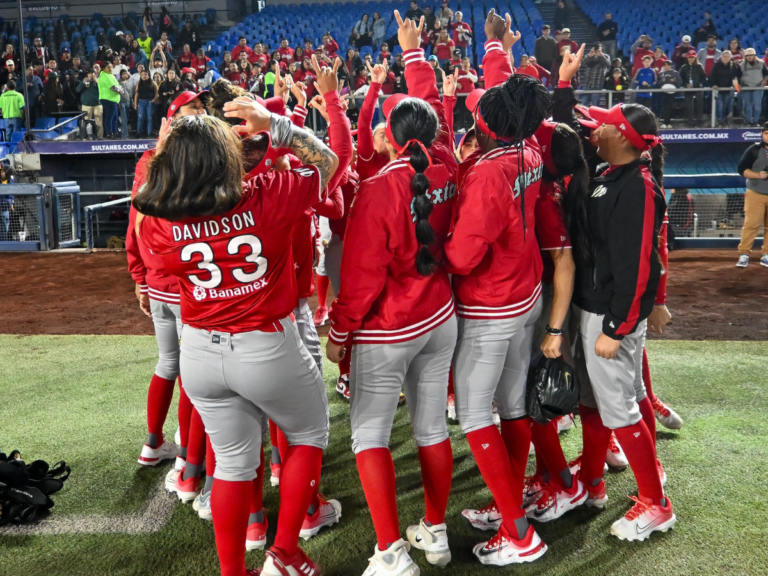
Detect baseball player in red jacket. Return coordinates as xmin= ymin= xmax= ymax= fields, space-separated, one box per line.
xmin=127 ymin=91 xmax=207 ymax=482
xmin=326 ymin=13 xmax=458 ymax=574
xmin=444 ymin=11 xmax=552 ymax=567
xmin=135 ymin=89 xmax=339 ymax=576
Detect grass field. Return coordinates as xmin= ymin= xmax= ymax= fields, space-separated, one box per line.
xmin=1 ymin=335 xmax=766 ymax=576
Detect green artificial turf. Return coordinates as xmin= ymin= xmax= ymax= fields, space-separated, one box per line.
xmin=0 ymin=336 xmax=766 ymax=576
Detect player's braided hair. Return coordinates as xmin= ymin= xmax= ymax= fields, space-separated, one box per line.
xmin=477 ymin=75 xmax=551 ymax=236
xmin=207 ymin=79 xmax=255 ymax=126
xmin=389 ymin=98 xmax=439 ymax=276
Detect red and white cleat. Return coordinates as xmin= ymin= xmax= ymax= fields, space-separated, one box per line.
xmin=522 ymin=475 xmax=545 ymax=508
xmin=299 ymin=495 xmax=342 ymax=540
xmin=261 ymin=546 xmax=321 ymax=576
xmin=584 ymin=477 xmax=609 ymax=509
xmin=175 ymin=472 xmax=200 ymax=503
xmin=335 ymin=375 xmax=350 ymax=400
xmin=473 ymin=524 xmax=547 ymax=566
xmin=270 ymin=461 xmax=281 ymax=487
xmin=138 ymin=439 xmax=178 ymax=467
xmin=557 ymin=414 xmax=574 ymax=433
xmin=606 ymin=433 xmax=629 ymax=470
xmin=313 ymin=306 xmax=328 ymax=327
xmin=610 ymin=496 xmax=676 ymax=541
xmin=461 ymin=499 xmax=503 ymax=532
xmin=246 ymin=517 xmax=268 ymax=551
xmin=651 ymin=394 xmax=683 ymax=430
xmin=525 ymin=480 xmax=587 ymax=522
xmin=164 ymin=468 xmax=181 ymax=494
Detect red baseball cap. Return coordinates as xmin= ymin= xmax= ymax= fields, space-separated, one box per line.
xmin=533 ymin=120 xmax=558 ymax=175
xmin=573 ymin=105 xmax=600 ymax=130
xmin=465 ymin=88 xmax=485 ymax=113
xmin=242 ymin=131 xmax=292 ymax=178
xmin=588 ymin=104 xmax=662 ymax=151
xmin=381 ymin=93 xmax=409 ymax=120
xmin=686 ymin=49 xmax=697 ymax=58
xmin=167 ymin=90 xmax=208 ymax=119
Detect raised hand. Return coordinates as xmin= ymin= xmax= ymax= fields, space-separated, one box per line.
xmin=309 ymin=93 xmax=330 ymax=122
xmin=559 ymin=43 xmax=585 ymax=83
xmin=291 ymin=80 xmax=307 ymax=108
xmin=273 ymin=64 xmax=290 ymax=100
xmin=223 ymin=96 xmax=272 ymax=133
xmin=394 ymin=11 xmax=424 ymax=52
xmin=442 ymin=67 xmax=459 ymax=97
xmin=312 ymin=54 xmax=340 ymax=94
xmin=366 ymin=60 xmax=388 ymax=84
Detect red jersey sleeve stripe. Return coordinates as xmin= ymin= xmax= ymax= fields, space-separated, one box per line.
xmin=615 ymin=169 xmax=656 ymax=336
xmin=484 ymin=39 xmax=504 ymax=53
xmin=403 ymin=48 xmax=426 ymax=65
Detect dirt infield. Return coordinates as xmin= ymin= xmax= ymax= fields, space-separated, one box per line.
xmin=1 ymin=249 xmax=765 ymax=340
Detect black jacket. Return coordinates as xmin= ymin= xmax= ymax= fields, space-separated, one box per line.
xmin=708 ymin=60 xmax=741 ymax=88
xmin=679 ymin=61 xmax=706 ymax=88
xmin=552 ymin=86 xmax=601 ymax=174
xmin=572 ymin=159 xmax=667 ymax=339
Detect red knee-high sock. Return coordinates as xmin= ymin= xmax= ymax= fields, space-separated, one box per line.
xmin=186 ymin=408 xmax=206 ymax=468
xmin=269 ymin=420 xmax=279 ymax=460
xmin=499 ymin=418 xmax=533 ymax=492
xmin=274 ymin=445 xmax=323 ymax=556
xmin=465 ymin=426 xmax=525 ymax=534
xmin=613 ymin=421 xmax=665 ymax=505
xmin=177 ymin=379 xmax=193 ymax=450
xmin=211 ymin=478 xmax=252 ymax=576
xmin=638 ymin=395 xmax=658 ymax=450
xmin=276 ymin=427 xmax=289 ymax=463
xmin=642 ymin=347 xmax=654 ymax=398
xmin=356 ymin=448 xmax=400 ymax=550
xmin=339 ymin=344 xmax=351 ymax=377
xmin=447 ymin=368 xmax=455 ymax=396
xmin=251 ymin=446 xmax=265 ymax=514
xmin=205 ymin=434 xmax=216 ymax=477
xmin=146 ymin=374 xmax=176 ymax=445
xmin=579 ymin=405 xmax=612 ymax=488
xmin=315 ymin=274 xmax=330 ymax=309
xmin=417 ymin=439 xmax=453 ymax=526
xmin=531 ymin=419 xmax=569 ymax=488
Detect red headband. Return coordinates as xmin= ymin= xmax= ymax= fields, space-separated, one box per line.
xmin=589 ymin=104 xmax=662 ymax=151
xmin=473 ymin=106 xmax=514 ymax=143
xmin=384 ymin=121 xmax=434 ymax=168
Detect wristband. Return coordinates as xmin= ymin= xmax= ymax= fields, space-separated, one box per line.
xmin=546 ymin=325 xmax=563 ymax=336
xmin=269 ymin=113 xmax=293 ymax=149
xmin=558 ymin=80 xmax=571 ymax=88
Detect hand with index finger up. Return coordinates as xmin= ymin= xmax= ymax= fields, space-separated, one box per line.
xmin=311 ymin=54 xmax=340 ymax=95
xmin=394 ymin=11 xmax=424 ymax=52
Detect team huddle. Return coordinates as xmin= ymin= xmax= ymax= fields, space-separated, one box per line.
xmin=125 ymin=10 xmax=684 ymax=576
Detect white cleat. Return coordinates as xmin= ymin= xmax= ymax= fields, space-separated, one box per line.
xmin=461 ymin=500 xmax=503 ymax=532
xmin=525 ymin=480 xmax=588 ymax=522
xmin=610 ymin=496 xmax=676 ymax=541
xmin=299 ymin=495 xmax=342 ymax=540
xmin=138 ymin=440 xmax=179 ymax=467
xmin=473 ymin=525 xmax=547 ymax=566
xmin=192 ymin=490 xmax=212 ymax=521
xmin=164 ymin=468 xmax=181 ymax=494
xmin=362 ymin=539 xmax=420 ymax=576
xmin=406 ymin=518 xmax=451 ymax=567
xmin=522 ymin=475 xmax=545 ymax=508
xmin=174 ymin=456 xmax=186 ymax=472
xmin=736 ymin=254 xmax=749 ymax=268
xmin=557 ymin=414 xmax=574 ymax=433
xmin=606 ymin=433 xmax=629 ymax=470
xmin=651 ymin=395 xmax=683 ymax=430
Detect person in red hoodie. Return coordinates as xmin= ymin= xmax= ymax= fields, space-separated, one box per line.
xmin=321 ymin=33 xmax=339 ymax=59
xmin=445 ymin=9 xmax=551 ymax=567
xmin=326 ymin=13 xmax=459 ymax=573
xmin=434 ymin=28 xmax=455 ymax=65
xmin=248 ymin=43 xmax=269 ymax=67
xmin=277 ymin=38 xmax=295 ymax=63
xmin=191 ymin=48 xmax=211 ymax=79
xmin=127 ymin=90 xmax=207 ymax=481
xmin=231 ymin=36 xmax=254 ymax=61
xmin=528 ymin=56 xmax=551 ymax=85
xmin=450 ymin=10 xmax=472 ymax=58
xmin=516 ymin=54 xmax=539 ymax=79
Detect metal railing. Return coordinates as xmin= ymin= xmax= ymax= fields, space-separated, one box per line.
xmin=84 ymin=195 xmax=131 ymax=252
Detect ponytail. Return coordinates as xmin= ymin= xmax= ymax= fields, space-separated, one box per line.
xmin=409 ymin=142 xmax=437 ymax=276
xmin=563 ymin=158 xmax=593 ymax=265
xmin=649 ymin=141 xmax=666 ymax=188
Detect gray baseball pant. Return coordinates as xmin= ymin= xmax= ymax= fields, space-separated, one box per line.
xmin=350 ymin=316 xmax=457 ymax=454
xmin=179 ymin=317 xmax=330 ymax=482
xmin=149 ymin=298 xmax=182 ymax=381
xmin=454 ymin=298 xmax=542 ymax=432
xmin=294 ymin=298 xmax=323 ymax=377
xmin=570 ymin=305 xmax=647 ymax=430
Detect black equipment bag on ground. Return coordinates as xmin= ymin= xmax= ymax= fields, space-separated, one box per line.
xmin=0 ymin=450 xmax=71 ymax=525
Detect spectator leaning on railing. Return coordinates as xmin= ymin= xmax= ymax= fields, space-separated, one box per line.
xmin=680 ymin=49 xmax=705 ymax=126
xmin=581 ymin=42 xmax=610 ymax=106
xmin=535 ymin=25 xmax=557 ymax=72
xmin=735 ymin=124 xmax=768 ymax=269
xmin=710 ymin=51 xmax=741 ymax=127
xmin=604 ymin=66 xmax=629 ymax=103
xmin=740 ymin=48 xmax=768 ymax=127
xmin=632 ymin=54 xmax=656 ymax=108
xmin=76 ymin=69 xmax=104 ymax=139
xmin=697 ymin=35 xmax=721 ymax=76
xmin=631 ymin=35 xmax=654 ymax=76
xmin=596 ymin=12 xmax=618 ymax=58
xmin=656 ymin=60 xmax=682 ymax=128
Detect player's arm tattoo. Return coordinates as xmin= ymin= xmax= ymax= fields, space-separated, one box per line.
xmin=289 ymin=126 xmax=338 ymax=190
xmin=270 ymin=114 xmax=338 ymax=189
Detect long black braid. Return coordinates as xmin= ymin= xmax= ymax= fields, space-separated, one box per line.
xmin=477 ymin=75 xmax=551 ymax=237
xmin=389 ymin=98 xmax=440 ymax=276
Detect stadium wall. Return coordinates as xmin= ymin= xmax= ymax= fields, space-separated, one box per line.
xmin=0 ymin=0 xmax=236 ymax=22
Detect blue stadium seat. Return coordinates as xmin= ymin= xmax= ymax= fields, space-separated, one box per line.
xmin=35 ymin=118 xmax=57 ymax=131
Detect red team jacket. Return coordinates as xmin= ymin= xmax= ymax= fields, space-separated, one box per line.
xmin=328 ymin=49 xmax=458 ymax=345
xmin=356 ymin=81 xmax=389 ymax=183
xmin=444 ymin=38 xmax=544 ymax=320
xmin=140 ymin=166 xmax=324 ymax=333
xmin=535 ymin=179 xmax=571 ymax=285
xmin=126 ymin=149 xmax=181 ymax=305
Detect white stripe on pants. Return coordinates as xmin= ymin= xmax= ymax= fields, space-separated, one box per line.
xmin=454 ymin=298 xmax=542 ymax=433
xmin=294 ymin=298 xmax=323 ymax=377
xmin=570 ymin=305 xmax=646 ymax=430
xmin=350 ymin=316 xmax=457 ymax=454
xmin=179 ymin=317 xmax=330 ymax=482
xmin=149 ymin=298 xmax=182 ymax=380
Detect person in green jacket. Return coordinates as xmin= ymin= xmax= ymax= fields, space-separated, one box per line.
xmin=0 ymin=80 xmax=25 ymax=139
xmin=76 ymin=69 xmax=103 ymax=139
xmin=264 ymin=61 xmax=276 ymax=97
xmin=98 ymin=62 xmax=122 ymax=138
